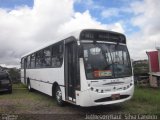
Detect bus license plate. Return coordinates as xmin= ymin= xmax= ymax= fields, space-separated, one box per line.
xmin=111 ymin=94 xmax=120 ymax=100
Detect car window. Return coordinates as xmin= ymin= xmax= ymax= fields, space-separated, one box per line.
xmin=0 ymin=71 xmax=9 ymax=80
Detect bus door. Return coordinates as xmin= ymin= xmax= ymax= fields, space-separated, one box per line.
xmin=65 ymin=40 xmax=80 ymax=102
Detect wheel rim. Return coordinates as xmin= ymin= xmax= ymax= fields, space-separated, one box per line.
xmin=56 ymin=88 xmax=62 ymax=103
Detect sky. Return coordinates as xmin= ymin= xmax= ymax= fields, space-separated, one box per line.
xmin=0 ymin=0 xmax=160 ymax=68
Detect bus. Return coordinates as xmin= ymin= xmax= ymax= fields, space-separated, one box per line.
xmin=21 ymin=29 xmax=134 ymax=107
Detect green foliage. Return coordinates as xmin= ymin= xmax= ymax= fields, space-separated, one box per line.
xmin=122 ymin=86 xmax=160 ymax=114
xmin=133 ymin=62 xmax=149 ymax=75
xmin=8 ymin=68 xmax=20 ymax=83
xmin=0 ymin=83 xmax=56 ymax=114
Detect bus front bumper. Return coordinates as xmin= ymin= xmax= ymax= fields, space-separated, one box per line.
xmin=75 ymin=85 xmax=134 ymax=107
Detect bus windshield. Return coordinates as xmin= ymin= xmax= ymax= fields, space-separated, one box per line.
xmin=82 ymin=43 xmax=132 ymax=79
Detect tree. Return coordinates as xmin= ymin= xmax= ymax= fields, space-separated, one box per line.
xmin=8 ymin=68 xmax=20 ymax=83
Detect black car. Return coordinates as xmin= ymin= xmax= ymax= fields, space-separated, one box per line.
xmin=0 ymin=71 xmax=12 ymax=93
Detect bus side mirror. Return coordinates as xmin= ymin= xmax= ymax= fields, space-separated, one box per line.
xmin=78 ymin=45 xmax=83 ymax=58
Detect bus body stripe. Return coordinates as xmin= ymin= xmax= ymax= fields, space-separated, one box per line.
xmin=21 ymin=77 xmax=65 ymax=87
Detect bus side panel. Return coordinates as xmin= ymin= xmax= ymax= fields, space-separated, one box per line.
xmin=25 ymin=66 xmax=64 ymax=96
xmin=31 ymin=80 xmax=52 ymax=96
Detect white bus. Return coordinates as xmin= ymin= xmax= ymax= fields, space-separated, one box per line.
xmin=21 ymin=29 xmax=134 ymax=107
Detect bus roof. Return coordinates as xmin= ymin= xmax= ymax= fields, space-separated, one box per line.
xmin=21 ymin=29 xmax=82 ymax=58
xmin=21 ymin=29 xmax=125 ymax=58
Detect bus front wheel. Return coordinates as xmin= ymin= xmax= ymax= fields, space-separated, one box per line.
xmin=55 ymin=86 xmax=64 ymax=106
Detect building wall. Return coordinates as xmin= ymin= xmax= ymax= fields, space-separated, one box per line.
xmin=147 ymin=51 xmax=159 ymax=72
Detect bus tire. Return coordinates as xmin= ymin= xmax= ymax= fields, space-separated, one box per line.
xmin=27 ymin=79 xmax=33 ymax=92
xmin=55 ymin=85 xmax=64 ymax=106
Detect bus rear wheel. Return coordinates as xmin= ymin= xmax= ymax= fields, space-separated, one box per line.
xmin=55 ymin=86 xmax=64 ymax=106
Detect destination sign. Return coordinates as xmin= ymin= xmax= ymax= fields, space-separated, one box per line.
xmin=80 ymin=30 xmax=126 ymax=44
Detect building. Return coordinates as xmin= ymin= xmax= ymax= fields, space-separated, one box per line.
xmin=146 ymin=48 xmax=160 ymax=88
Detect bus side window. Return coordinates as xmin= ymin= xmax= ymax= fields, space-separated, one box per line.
xmin=58 ymin=44 xmax=63 ymax=65
xmin=36 ymin=51 xmax=43 ymax=68
xmin=51 ymin=43 xmax=63 ymax=68
xmin=21 ymin=58 xmax=24 ymax=69
xmin=27 ymin=56 xmax=31 ymax=69
xmin=31 ymin=54 xmax=35 ymax=68
xmin=43 ymin=47 xmax=51 ymax=67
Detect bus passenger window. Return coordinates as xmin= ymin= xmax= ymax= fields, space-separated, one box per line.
xmin=21 ymin=58 xmax=24 ymax=69
xmin=51 ymin=44 xmax=63 ymax=68
xmin=30 ymin=54 xmax=35 ymax=68
xmin=43 ymin=47 xmax=51 ymax=67
xmin=36 ymin=51 xmax=43 ymax=68
xmin=27 ymin=56 xmax=31 ymax=68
